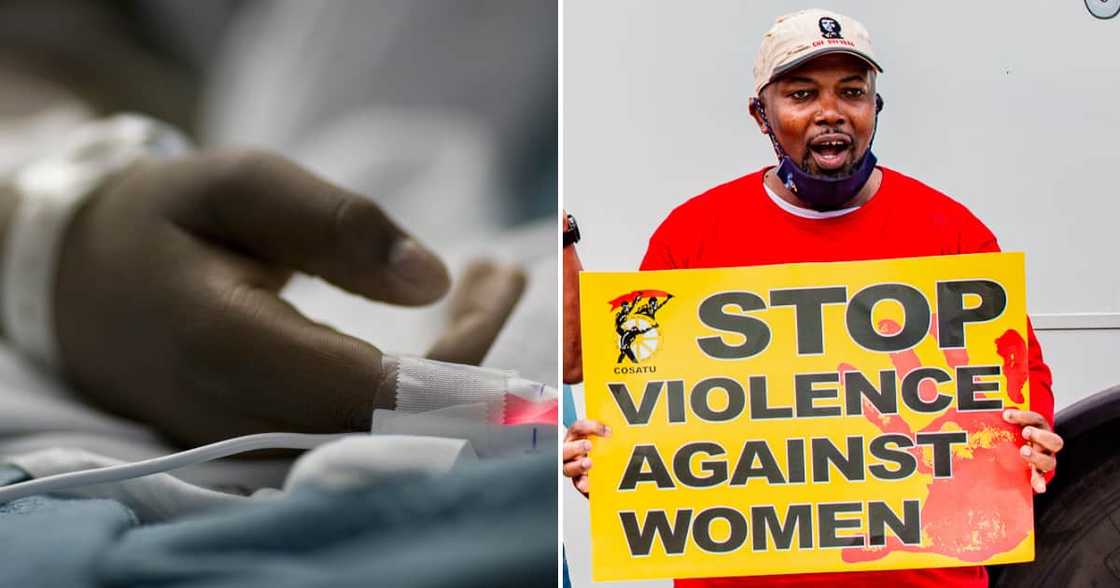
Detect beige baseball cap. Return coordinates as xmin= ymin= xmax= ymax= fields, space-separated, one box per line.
xmin=753 ymin=9 xmax=883 ymax=96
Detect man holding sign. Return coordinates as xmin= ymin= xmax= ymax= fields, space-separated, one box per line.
xmin=564 ymin=8 xmax=1062 ymax=587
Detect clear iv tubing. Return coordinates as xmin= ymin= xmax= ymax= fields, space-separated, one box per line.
xmin=0 ymin=432 xmax=352 ymax=504
xmin=0 ymin=358 xmax=556 ymax=504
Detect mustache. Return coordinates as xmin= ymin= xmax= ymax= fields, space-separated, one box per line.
xmin=806 ymin=129 xmax=854 ymax=147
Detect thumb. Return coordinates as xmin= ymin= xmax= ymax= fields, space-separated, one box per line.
xmin=171 ymin=151 xmax=451 ymax=305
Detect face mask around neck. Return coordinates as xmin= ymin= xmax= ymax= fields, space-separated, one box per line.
xmin=775 ymin=149 xmax=877 ymax=211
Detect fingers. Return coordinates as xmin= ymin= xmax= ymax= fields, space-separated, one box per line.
xmin=563 ymin=428 xmax=593 ymax=495
xmin=1003 ymin=410 xmax=1059 ymax=494
xmin=174 ymin=151 xmax=450 ymax=306
xmin=1020 ymin=444 xmax=1056 ymax=474
xmin=566 ymin=419 xmax=609 ymax=441
xmin=564 ymin=439 xmax=592 ymax=461
xmin=563 ymin=421 xmax=600 ymax=492
xmin=183 ymin=253 xmax=388 ymax=433
xmin=1030 ymin=467 xmax=1047 ymax=494
xmin=425 ymin=260 xmax=527 ymax=365
xmin=445 ymin=261 xmax=527 ymax=321
xmin=564 ymin=455 xmax=592 ymax=479
xmin=1023 ymin=426 xmax=1063 ymax=454
xmin=1002 ymin=408 xmax=1047 ymax=428
xmin=574 ymin=474 xmax=590 ymax=495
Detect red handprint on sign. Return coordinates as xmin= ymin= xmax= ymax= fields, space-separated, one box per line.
xmin=838 ymin=315 xmax=1032 ymax=563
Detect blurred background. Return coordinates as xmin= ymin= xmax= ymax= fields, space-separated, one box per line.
xmin=563 ymin=1 xmax=1120 ymax=586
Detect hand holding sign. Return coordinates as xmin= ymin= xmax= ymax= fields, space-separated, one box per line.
xmin=1004 ymin=408 xmax=1062 ymax=493
xmin=564 ymin=418 xmax=609 ymax=494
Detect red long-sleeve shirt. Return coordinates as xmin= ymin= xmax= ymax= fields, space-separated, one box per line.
xmin=639 ymin=166 xmax=1054 ymax=588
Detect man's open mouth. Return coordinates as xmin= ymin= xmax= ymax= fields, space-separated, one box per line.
xmin=807 ymin=134 xmax=853 ymax=172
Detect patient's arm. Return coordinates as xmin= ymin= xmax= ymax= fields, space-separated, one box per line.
xmin=0 ymin=46 xmax=523 ymax=447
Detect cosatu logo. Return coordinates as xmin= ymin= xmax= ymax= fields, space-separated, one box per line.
xmin=609 ymin=290 xmax=673 ymax=366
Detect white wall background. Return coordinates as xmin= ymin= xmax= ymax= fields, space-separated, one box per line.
xmin=563 ymin=1 xmax=1120 ymax=586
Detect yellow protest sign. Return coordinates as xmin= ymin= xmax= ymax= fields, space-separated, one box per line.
xmin=579 ymin=253 xmax=1034 ymax=581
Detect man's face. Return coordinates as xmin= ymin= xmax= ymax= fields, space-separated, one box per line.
xmin=753 ymin=53 xmax=877 ymax=177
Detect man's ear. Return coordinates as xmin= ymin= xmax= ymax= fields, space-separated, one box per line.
xmin=748 ymin=97 xmax=769 ymax=134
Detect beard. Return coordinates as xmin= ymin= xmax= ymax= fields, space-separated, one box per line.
xmin=799 ymin=156 xmax=858 ymax=177
xmin=799 ymin=144 xmax=864 ymax=177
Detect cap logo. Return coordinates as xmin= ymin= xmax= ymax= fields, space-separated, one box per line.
xmin=818 ymin=16 xmax=843 ymax=39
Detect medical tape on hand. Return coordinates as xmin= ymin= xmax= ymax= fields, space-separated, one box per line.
xmin=390 ymin=355 xmax=513 ymax=422
xmin=386 ymin=355 xmax=557 ymax=425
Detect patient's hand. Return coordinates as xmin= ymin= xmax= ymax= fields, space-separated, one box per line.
xmin=53 ymin=150 xmax=452 ymax=445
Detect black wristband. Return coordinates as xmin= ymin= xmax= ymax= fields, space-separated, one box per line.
xmin=563 ymin=213 xmax=581 ymax=247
